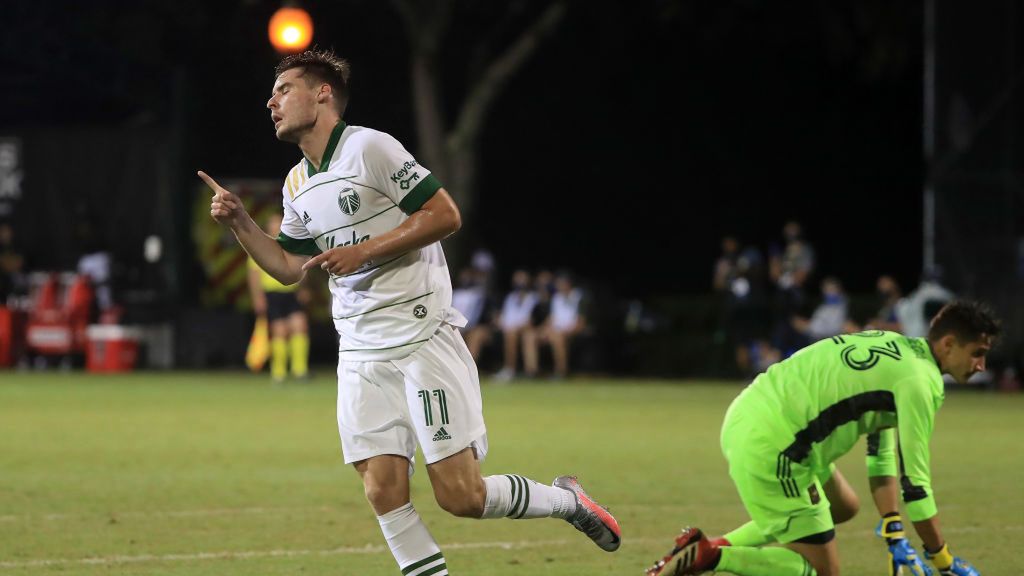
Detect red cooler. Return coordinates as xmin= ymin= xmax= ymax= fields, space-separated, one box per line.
xmin=86 ymin=325 xmax=140 ymax=373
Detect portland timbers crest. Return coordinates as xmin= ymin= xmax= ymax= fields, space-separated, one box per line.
xmin=338 ymin=187 xmax=361 ymax=215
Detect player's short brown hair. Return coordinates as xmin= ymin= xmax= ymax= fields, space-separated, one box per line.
xmin=927 ymin=300 xmax=1001 ymax=344
xmin=275 ymin=49 xmax=351 ymax=116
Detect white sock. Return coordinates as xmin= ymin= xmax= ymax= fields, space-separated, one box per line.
xmin=480 ymin=474 xmax=578 ymax=520
xmin=377 ymin=503 xmax=448 ymax=576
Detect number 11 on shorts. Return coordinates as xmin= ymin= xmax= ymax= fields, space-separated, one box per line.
xmin=417 ymin=389 xmax=450 ymax=426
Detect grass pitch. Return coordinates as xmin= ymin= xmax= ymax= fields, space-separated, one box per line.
xmin=1 ymin=372 xmax=1021 ymax=575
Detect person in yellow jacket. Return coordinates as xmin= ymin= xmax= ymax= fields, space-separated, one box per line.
xmin=247 ymin=213 xmax=310 ymax=381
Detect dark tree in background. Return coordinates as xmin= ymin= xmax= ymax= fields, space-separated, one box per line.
xmin=390 ymin=0 xmax=568 ymax=263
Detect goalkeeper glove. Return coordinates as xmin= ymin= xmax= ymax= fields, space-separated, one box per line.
xmin=876 ymin=513 xmax=933 ymax=576
xmin=925 ymin=543 xmax=980 ymax=576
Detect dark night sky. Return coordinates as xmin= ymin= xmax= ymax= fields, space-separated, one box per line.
xmin=3 ymin=0 xmax=925 ymax=298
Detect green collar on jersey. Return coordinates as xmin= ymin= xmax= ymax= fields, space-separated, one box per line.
xmin=306 ymin=120 xmax=346 ymax=177
xmin=914 ymin=336 xmax=945 ymax=398
xmin=919 ymin=336 xmax=942 ymax=372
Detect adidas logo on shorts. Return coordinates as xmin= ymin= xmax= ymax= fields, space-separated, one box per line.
xmin=432 ymin=427 xmax=452 ymax=442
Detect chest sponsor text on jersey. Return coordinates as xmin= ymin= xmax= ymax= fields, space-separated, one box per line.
xmin=324 ymin=230 xmax=370 ymax=249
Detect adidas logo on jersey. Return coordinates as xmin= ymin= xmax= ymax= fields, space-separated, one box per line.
xmin=302 ymin=211 xmax=312 ymax=225
xmin=432 ymin=427 xmax=452 ymax=442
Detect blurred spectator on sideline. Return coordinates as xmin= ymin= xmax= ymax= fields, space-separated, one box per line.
xmin=247 ymin=213 xmax=310 ymax=382
xmin=712 ymin=236 xmax=741 ymax=293
xmin=791 ymin=277 xmax=849 ymax=343
xmin=898 ymin=269 xmax=955 ymax=337
xmin=471 ymin=247 xmax=495 ymax=278
xmin=74 ymin=221 xmax=114 ymax=315
xmin=0 ymin=222 xmax=25 ymax=304
xmin=520 ymin=269 xmax=554 ymax=377
xmin=862 ymin=275 xmax=904 ymax=332
xmin=451 ymin=267 xmax=493 ymax=361
xmin=717 ymin=243 xmax=771 ymax=375
xmin=769 ymin=220 xmax=815 ymax=357
xmin=470 ymin=247 xmax=497 ymax=295
xmin=770 ymin=221 xmax=815 ymax=294
xmin=536 ymin=272 xmax=585 ymax=379
xmin=495 ymin=269 xmax=538 ymax=381
xmin=530 ymin=269 xmax=554 ymax=330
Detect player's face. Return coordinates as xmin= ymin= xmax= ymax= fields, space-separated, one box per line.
xmin=944 ymin=334 xmax=993 ymax=385
xmin=267 ymin=68 xmax=319 ymax=143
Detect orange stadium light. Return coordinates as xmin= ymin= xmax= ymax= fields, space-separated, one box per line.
xmin=269 ymin=7 xmax=313 ymax=54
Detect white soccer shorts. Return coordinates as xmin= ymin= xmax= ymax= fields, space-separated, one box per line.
xmin=336 ymin=323 xmax=488 ymax=468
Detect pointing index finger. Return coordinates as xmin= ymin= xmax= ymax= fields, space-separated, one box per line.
xmin=197 ymin=170 xmax=221 ymax=193
xmin=302 ymin=252 xmax=325 ymax=271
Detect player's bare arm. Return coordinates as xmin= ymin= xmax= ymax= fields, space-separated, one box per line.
xmin=869 ymin=475 xmax=900 ymax=516
xmin=912 ymin=515 xmax=945 ymax=554
xmin=200 ymin=170 xmax=308 ymax=284
xmin=303 ymin=188 xmax=461 ymax=276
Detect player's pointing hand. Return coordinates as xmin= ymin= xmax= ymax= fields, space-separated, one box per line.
xmin=199 ymin=171 xmax=248 ymax=228
xmin=302 ymin=245 xmax=371 ymax=276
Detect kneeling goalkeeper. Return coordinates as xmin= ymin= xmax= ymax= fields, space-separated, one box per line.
xmin=646 ymin=300 xmax=998 ymax=576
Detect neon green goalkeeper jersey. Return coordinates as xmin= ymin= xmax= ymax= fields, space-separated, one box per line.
xmin=736 ymin=330 xmax=944 ymax=521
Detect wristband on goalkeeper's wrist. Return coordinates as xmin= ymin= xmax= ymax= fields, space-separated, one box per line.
xmin=924 ymin=543 xmax=955 ymax=570
xmin=877 ymin=512 xmax=907 ymax=544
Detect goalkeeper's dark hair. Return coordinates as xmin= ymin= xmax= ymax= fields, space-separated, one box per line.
xmin=275 ymin=49 xmax=351 ymax=116
xmin=927 ymin=300 xmax=1001 ymax=344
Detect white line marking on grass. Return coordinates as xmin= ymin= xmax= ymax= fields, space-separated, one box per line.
xmin=945 ymin=524 xmax=1024 ymax=534
xmin=0 ymin=506 xmax=335 ymax=523
xmin=0 ymin=539 xmax=572 ymax=569
xmin=0 ymin=502 xmax=742 ymax=523
xmin=1 ymin=520 xmax=1016 ymax=570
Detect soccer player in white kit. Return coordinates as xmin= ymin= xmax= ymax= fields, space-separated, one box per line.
xmin=200 ymin=49 xmax=621 ymax=575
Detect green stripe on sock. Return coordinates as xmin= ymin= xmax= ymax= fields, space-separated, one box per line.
xmin=512 ymin=475 xmax=526 ymax=517
xmin=505 ymin=475 xmax=521 ymax=518
xmin=514 ymin=475 xmax=528 ymax=518
xmin=418 ymin=564 xmax=448 ymax=576
xmin=402 ymin=552 xmax=444 ymax=575
xmin=514 ymin=476 xmax=531 ymax=519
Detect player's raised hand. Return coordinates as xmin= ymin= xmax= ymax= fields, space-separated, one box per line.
xmin=302 ymin=244 xmax=371 ymax=276
xmin=199 ymin=171 xmax=247 ymax=228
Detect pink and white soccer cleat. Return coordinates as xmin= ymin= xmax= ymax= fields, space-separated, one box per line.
xmin=553 ymin=475 xmax=622 ymax=552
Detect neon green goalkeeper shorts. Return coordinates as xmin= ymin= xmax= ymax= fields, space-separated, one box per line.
xmin=720 ymin=395 xmax=835 ymax=544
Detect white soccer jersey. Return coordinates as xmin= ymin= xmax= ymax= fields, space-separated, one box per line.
xmin=550 ymin=289 xmax=582 ymax=331
xmin=276 ymin=122 xmax=465 ymax=361
xmin=499 ymin=290 xmax=537 ymax=331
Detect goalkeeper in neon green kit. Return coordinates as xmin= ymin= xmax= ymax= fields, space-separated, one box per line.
xmin=646 ymin=301 xmax=998 ymax=576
